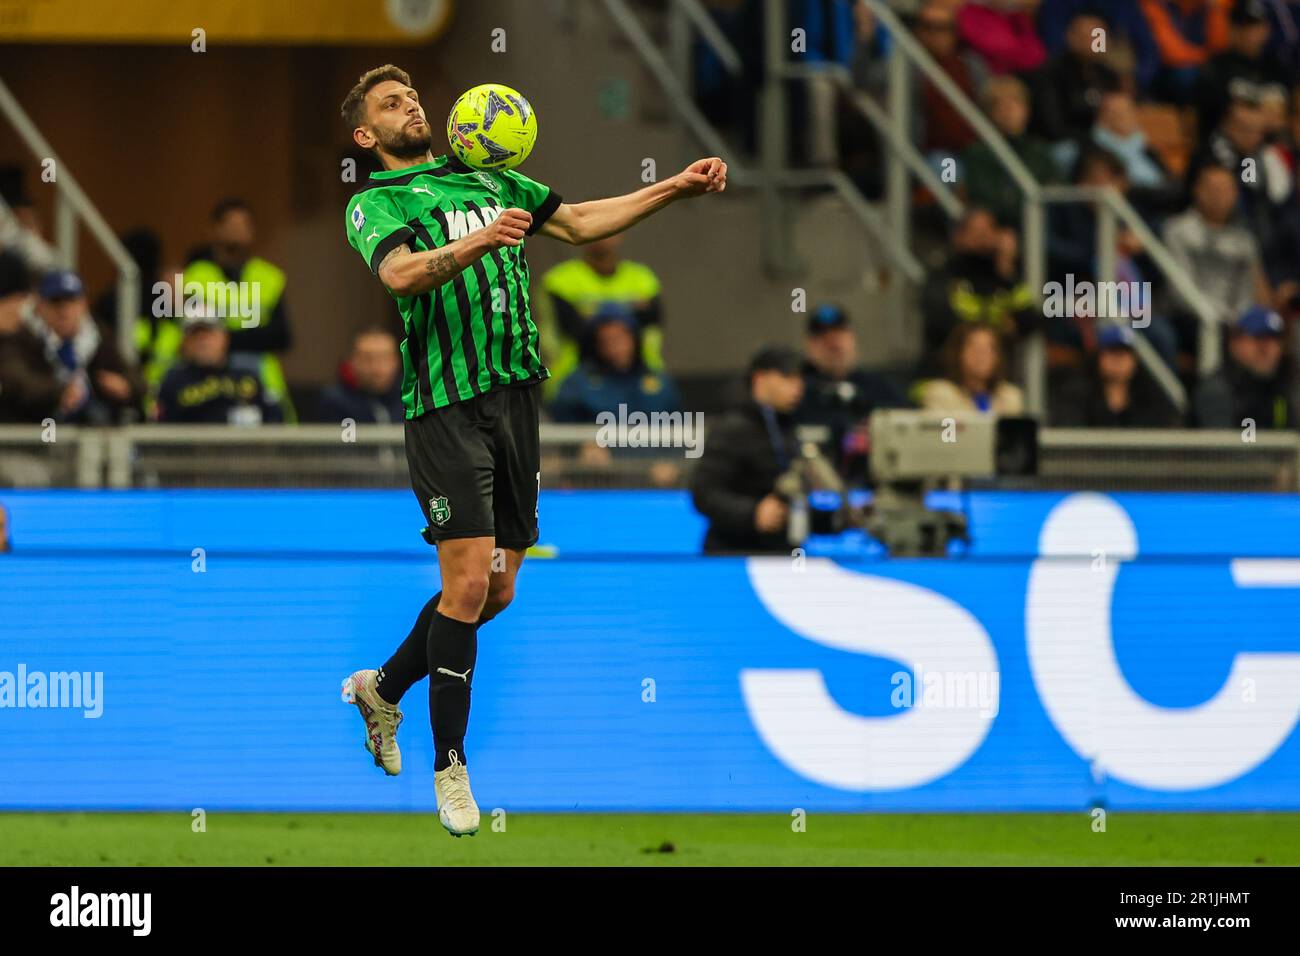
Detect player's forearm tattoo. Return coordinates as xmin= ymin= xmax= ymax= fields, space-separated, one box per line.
xmin=425 ymin=250 xmax=460 ymax=282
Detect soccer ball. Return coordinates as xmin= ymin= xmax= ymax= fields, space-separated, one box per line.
xmin=446 ymin=83 xmax=537 ymax=171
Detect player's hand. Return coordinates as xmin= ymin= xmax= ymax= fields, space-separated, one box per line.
xmin=674 ymin=157 xmax=728 ymax=198
xmin=754 ymin=494 xmax=788 ymax=534
xmin=480 ymin=207 xmax=532 ymax=249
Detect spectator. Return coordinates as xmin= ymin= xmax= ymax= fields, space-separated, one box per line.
xmin=1194 ymin=305 xmax=1294 ymax=427
xmin=1047 ymin=145 xmax=1180 ymax=369
xmin=919 ymin=323 xmax=1026 ymax=415
xmin=796 ymin=304 xmax=904 ymax=480
xmin=902 ymin=1 xmax=988 ymax=162
xmin=921 ymin=207 xmax=1038 ymax=371
xmin=314 ymin=327 xmax=404 ymax=424
xmin=1034 ymin=7 xmax=1124 ymax=143
xmin=0 ymin=167 xmax=58 ymax=276
xmin=23 ymin=270 xmax=143 ymax=424
xmin=1163 ymin=163 xmax=1272 ymax=356
xmin=184 ymin=199 xmax=295 ymax=419
xmin=1188 ymin=99 xmax=1294 ymax=261
xmin=1038 ymin=0 xmax=1162 ymax=93
xmin=1056 ymin=91 xmax=1175 ymax=196
xmin=91 ymin=228 xmax=188 ymax=404
xmin=1050 ymin=324 xmax=1184 ymax=426
xmin=1194 ymin=0 xmax=1291 ymax=137
xmin=550 ymin=304 xmax=682 ymax=423
xmin=1264 ymin=0 xmax=1300 ymax=75
xmin=957 ymin=0 xmax=1048 ymax=75
xmin=538 ymin=234 xmax=663 ymax=399
xmin=961 ymin=75 xmax=1061 ymax=227
xmin=1139 ymin=0 xmax=1232 ymax=102
xmin=689 ymin=345 xmax=804 ymax=555
xmin=0 ymin=252 xmax=62 ymax=423
xmin=155 ymin=311 xmax=283 ymax=425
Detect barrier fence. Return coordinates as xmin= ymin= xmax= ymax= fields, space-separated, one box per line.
xmin=2 ymin=424 xmax=1299 ymax=492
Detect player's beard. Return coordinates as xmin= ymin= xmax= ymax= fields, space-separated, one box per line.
xmin=380 ymin=122 xmax=434 ymax=160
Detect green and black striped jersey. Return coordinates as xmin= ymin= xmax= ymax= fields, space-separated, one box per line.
xmin=345 ymin=154 xmax=561 ymax=417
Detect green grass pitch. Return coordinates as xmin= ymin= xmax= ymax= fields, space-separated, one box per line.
xmin=1 ymin=812 xmax=1297 ymax=866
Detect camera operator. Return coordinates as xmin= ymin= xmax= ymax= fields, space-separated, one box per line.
xmin=690 ymin=346 xmax=804 ymax=555
xmin=797 ymin=303 xmax=904 ymax=481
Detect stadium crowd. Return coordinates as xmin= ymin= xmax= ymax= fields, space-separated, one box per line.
xmin=2 ymin=0 xmax=1300 ymax=475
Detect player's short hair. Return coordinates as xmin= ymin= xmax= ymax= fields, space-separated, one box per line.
xmin=341 ymin=64 xmax=413 ymax=131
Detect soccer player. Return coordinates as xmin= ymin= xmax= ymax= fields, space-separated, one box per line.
xmin=337 ymin=65 xmax=726 ymax=836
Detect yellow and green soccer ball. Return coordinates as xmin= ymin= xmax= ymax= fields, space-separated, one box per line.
xmin=446 ymin=83 xmax=537 ymax=171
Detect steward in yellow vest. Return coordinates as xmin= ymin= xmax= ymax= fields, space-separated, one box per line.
xmin=182 ymin=199 xmax=295 ymax=421
xmin=537 ymin=234 xmax=662 ymax=400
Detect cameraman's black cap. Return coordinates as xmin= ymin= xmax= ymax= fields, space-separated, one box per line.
xmin=747 ymin=344 xmax=802 ymax=379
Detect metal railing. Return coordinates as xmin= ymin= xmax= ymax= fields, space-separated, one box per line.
xmin=0 ymin=76 xmax=140 ymax=362
xmin=3 ymin=424 xmax=1299 ymax=492
xmin=859 ymin=0 xmax=1221 ymax=411
xmin=1034 ymin=428 xmax=1300 ymax=492
xmin=600 ymin=0 xmax=925 ymax=286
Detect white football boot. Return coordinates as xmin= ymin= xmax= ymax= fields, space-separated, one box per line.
xmin=434 ymin=750 xmax=480 ymax=837
xmin=341 ymin=669 xmax=403 ymax=776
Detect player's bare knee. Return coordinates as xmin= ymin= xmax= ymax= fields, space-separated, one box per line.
xmin=443 ymin=569 xmax=490 ymax=618
xmin=483 ymin=580 xmax=515 ymax=618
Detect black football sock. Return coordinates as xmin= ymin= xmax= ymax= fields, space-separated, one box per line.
xmin=375 ymin=592 xmax=440 ymax=706
xmin=427 ymin=610 xmax=478 ymax=771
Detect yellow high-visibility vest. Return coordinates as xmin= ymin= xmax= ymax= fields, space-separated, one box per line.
xmin=538 ymin=258 xmax=663 ymax=399
xmin=183 ymin=256 xmax=295 ymax=422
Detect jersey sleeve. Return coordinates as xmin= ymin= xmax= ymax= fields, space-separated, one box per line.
xmin=501 ymin=169 xmax=563 ymax=235
xmin=346 ymin=191 xmax=414 ymax=274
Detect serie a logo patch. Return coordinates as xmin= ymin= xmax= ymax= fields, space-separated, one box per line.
xmin=428 ymin=496 xmax=452 ymax=526
xmin=351 ymin=205 xmax=366 ymax=231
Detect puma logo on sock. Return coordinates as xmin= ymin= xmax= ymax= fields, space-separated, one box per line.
xmin=436 ymin=666 xmax=472 ymax=683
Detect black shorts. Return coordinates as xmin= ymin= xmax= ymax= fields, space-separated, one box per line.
xmin=404 ymin=381 xmax=542 ymax=551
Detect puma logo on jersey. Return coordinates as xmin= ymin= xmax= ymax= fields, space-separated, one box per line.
xmin=411 ymin=186 xmax=437 ymax=197
xmin=365 ymin=227 xmax=380 ymax=242
xmin=445 ymin=204 xmax=504 ymax=241
xmin=436 ymin=666 xmax=472 ymax=684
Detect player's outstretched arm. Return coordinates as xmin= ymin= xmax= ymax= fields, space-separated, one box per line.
xmin=538 ymin=157 xmax=727 ymax=245
xmin=377 ymin=207 xmax=533 ymax=296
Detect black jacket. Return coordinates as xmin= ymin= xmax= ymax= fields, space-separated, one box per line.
xmin=797 ymin=360 xmax=903 ymax=482
xmin=1033 ymin=52 xmax=1121 ymax=142
xmin=690 ymin=399 xmax=797 ymax=555
xmin=1050 ymin=365 xmax=1184 ymax=428
xmin=156 ymin=354 xmax=283 ymax=424
xmin=314 ymin=380 xmax=404 ymax=424
xmin=1194 ymin=359 xmax=1295 ymax=430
